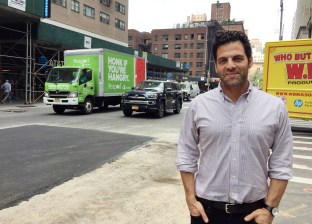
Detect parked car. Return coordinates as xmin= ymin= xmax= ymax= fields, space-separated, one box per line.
xmin=121 ymin=80 xmax=183 ymax=118
xmin=180 ymin=82 xmax=200 ymax=101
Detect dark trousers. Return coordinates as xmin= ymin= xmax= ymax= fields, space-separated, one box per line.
xmin=190 ymin=197 xmax=262 ymax=224
xmin=190 ymin=207 xmax=257 ymax=224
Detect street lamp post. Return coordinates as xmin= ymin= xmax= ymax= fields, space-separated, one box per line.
xmin=279 ymin=0 xmax=284 ymax=40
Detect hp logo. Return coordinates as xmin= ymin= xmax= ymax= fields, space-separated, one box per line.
xmin=294 ymin=99 xmax=303 ymax=108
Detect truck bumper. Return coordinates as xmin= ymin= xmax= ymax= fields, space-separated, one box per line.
xmin=43 ymin=97 xmax=79 ymax=105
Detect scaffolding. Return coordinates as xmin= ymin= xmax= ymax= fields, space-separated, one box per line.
xmin=0 ymin=22 xmax=64 ymax=104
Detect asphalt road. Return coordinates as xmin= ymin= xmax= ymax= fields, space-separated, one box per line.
xmin=0 ymin=124 xmax=152 ymax=209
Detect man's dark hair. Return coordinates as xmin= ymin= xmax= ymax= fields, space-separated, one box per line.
xmin=212 ymin=30 xmax=252 ymax=61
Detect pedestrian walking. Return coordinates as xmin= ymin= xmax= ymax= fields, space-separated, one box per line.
xmin=1 ymin=80 xmax=12 ymax=103
xmin=176 ymin=30 xmax=293 ymax=224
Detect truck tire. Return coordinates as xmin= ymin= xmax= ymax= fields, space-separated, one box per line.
xmin=123 ymin=109 xmax=133 ymax=117
xmin=53 ymin=105 xmax=65 ymax=114
xmin=81 ymin=98 xmax=93 ymax=114
xmin=173 ymin=100 xmax=181 ymax=114
xmin=155 ymin=101 xmax=165 ymax=118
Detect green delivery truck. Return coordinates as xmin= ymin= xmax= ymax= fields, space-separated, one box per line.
xmin=43 ymin=48 xmax=146 ymax=114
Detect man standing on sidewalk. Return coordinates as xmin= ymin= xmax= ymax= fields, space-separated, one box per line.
xmin=176 ymin=31 xmax=293 ymax=224
xmin=1 ymin=80 xmax=11 ymax=103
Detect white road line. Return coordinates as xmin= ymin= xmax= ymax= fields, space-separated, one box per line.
xmin=293 ymin=146 xmax=312 ymax=151
xmin=293 ymin=154 xmax=312 ymax=160
xmin=293 ymin=140 xmax=312 ymax=145
xmin=290 ymin=177 xmax=312 ymax=185
xmin=293 ymin=164 xmax=312 ymax=170
xmin=293 ymin=136 xmax=312 ymax=140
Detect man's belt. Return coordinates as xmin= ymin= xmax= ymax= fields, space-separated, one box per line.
xmin=196 ymin=196 xmax=265 ymax=214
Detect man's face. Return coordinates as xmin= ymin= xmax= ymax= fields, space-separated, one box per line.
xmin=215 ymin=41 xmax=252 ymax=88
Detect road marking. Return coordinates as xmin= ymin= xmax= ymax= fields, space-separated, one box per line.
xmin=293 ymin=136 xmax=312 ymax=140
xmin=293 ymin=154 xmax=312 ymax=160
xmin=293 ymin=140 xmax=312 ymax=145
xmin=293 ymin=164 xmax=312 ymax=170
xmin=290 ymin=177 xmax=312 ymax=185
xmin=293 ymin=146 xmax=312 ymax=151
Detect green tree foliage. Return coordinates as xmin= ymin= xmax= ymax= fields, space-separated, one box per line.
xmin=250 ymin=70 xmax=263 ymax=89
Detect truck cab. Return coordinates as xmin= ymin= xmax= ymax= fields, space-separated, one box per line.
xmin=44 ymin=67 xmax=95 ymax=114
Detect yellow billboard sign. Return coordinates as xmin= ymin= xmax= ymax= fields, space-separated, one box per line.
xmin=263 ymin=39 xmax=312 ymax=120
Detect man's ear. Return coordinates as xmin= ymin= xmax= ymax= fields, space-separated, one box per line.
xmin=248 ymin=57 xmax=253 ymax=69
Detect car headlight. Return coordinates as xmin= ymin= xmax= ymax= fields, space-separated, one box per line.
xmin=122 ymin=92 xmax=129 ymax=97
xmin=146 ymin=93 xmax=158 ymax=99
xmin=68 ymin=92 xmax=78 ymax=98
xmin=44 ymin=92 xmax=49 ymax=97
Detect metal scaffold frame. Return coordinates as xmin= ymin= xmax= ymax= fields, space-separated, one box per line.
xmin=0 ymin=22 xmax=64 ymax=104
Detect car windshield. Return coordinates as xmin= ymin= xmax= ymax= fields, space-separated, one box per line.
xmin=135 ymin=81 xmax=164 ymax=92
xmin=46 ymin=68 xmax=80 ymax=83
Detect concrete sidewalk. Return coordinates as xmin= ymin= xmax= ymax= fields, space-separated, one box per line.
xmin=0 ymin=100 xmax=47 ymax=112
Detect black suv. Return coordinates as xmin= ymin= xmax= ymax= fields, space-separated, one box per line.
xmin=121 ymin=80 xmax=183 ymax=118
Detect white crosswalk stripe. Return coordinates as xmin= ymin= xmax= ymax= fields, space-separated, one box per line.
xmin=290 ymin=132 xmax=312 ymax=185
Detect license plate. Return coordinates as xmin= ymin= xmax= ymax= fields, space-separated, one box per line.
xmin=132 ymin=105 xmax=139 ymax=110
xmin=55 ymin=98 xmax=60 ymax=102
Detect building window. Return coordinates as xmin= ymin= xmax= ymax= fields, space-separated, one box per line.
xmin=154 ymin=35 xmax=158 ymax=41
xmin=197 ymin=52 xmax=204 ymax=58
xmin=162 ymin=35 xmax=168 ymax=41
xmin=184 ymin=34 xmax=188 ymax=40
xmin=83 ymin=5 xmax=95 ymax=18
xmin=71 ymin=0 xmax=79 ymax=12
xmin=52 ymin=0 xmax=67 ymax=7
xmin=115 ymin=19 xmax=125 ymax=30
xmin=162 ymin=44 xmax=168 ymax=50
xmin=191 ymin=34 xmax=194 ymax=40
xmin=175 ymin=44 xmax=181 ymax=49
xmin=184 ymin=43 xmax=188 ymax=49
xmin=100 ymin=0 xmax=110 ymax=6
xmin=189 ymin=62 xmax=193 ymax=68
xmin=197 ymin=43 xmax=204 ymax=49
xmin=197 ymin=33 xmax=205 ymax=40
xmin=190 ymin=53 xmax=193 ymax=58
xmin=100 ymin=12 xmax=110 ymax=24
xmin=174 ymin=53 xmax=181 ymax=58
xmin=115 ymin=1 xmax=126 ymax=15
xmin=184 ymin=53 xmax=187 ymax=58
xmin=196 ymin=62 xmax=203 ymax=67
xmin=175 ymin=34 xmax=182 ymax=40
xmin=162 ymin=53 xmax=168 ymax=58
xmin=190 ymin=43 xmax=194 ymax=49
xmin=154 ymin=45 xmax=158 ymax=51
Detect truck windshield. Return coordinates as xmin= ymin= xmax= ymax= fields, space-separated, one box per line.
xmin=135 ymin=81 xmax=164 ymax=91
xmin=46 ymin=68 xmax=80 ymax=83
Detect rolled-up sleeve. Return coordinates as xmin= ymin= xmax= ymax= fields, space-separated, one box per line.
xmin=176 ymin=101 xmax=200 ymax=173
xmin=268 ymin=101 xmax=293 ymax=180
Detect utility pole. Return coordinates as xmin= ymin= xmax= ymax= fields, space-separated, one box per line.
xmin=279 ymin=0 xmax=284 ymax=40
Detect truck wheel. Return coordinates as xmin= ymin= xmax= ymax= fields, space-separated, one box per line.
xmin=173 ymin=100 xmax=181 ymax=114
xmin=53 ymin=105 xmax=65 ymax=114
xmin=123 ymin=109 xmax=133 ymax=117
xmin=155 ymin=101 xmax=165 ymax=118
xmin=81 ymin=98 xmax=93 ymax=114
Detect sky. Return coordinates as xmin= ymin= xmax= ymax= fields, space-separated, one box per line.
xmin=128 ymin=0 xmax=297 ymax=44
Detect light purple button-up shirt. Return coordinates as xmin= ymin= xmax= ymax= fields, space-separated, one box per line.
xmin=176 ymin=82 xmax=293 ymax=204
